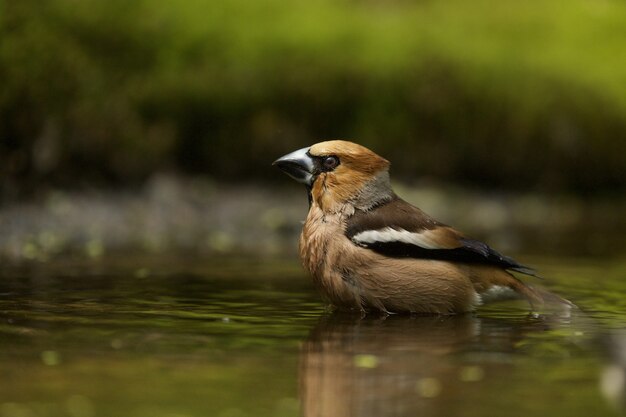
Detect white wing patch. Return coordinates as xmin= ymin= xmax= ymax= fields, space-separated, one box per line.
xmin=479 ymin=285 xmax=520 ymax=303
xmin=351 ymin=227 xmax=447 ymax=250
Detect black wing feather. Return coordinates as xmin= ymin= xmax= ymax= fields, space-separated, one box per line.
xmin=358 ymin=239 xmax=537 ymax=276
xmin=347 ymin=197 xmax=539 ymax=277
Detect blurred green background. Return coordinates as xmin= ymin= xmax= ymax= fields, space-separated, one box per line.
xmin=2 ymin=0 xmax=625 ymax=195
xmin=1 ymin=0 xmax=626 ymax=260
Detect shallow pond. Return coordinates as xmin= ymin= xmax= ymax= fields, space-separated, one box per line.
xmin=0 ymin=256 xmax=625 ymax=417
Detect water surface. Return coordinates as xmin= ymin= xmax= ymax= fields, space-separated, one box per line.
xmin=0 ymin=256 xmax=624 ymax=417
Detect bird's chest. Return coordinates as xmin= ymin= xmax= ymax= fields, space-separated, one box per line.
xmin=298 ymin=205 xmax=361 ymax=308
xmin=299 ymin=208 xmax=344 ymax=275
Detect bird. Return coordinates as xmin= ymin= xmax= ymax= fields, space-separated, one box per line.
xmin=273 ymin=140 xmax=570 ymax=315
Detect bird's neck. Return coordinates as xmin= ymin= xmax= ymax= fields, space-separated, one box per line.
xmin=350 ymin=170 xmax=394 ymax=211
xmin=310 ymin=170 xmax=394 ymax=214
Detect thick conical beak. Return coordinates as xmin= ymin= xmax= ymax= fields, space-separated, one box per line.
xmin=273 ymin=147 xmax=316 ymax=185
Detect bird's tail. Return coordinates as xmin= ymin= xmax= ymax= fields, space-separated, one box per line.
xmin=471 ymin=265 xmax=573 ymax=311
xmin=506 ymin=274 xmax=574 ymax=311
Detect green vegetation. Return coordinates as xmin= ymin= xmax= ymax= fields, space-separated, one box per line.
xmin=1 ymin=0 xmax=626 ymax=193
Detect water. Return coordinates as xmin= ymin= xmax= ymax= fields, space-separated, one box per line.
xmin=0 ymin=256 xmax=624 ymax=417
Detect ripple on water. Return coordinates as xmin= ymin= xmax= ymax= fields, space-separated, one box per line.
xmin=0 ymin=256 xmax=624 ymax=417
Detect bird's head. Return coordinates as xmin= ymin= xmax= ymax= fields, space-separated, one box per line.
xmin=273 ymin=140 xmax=393 ymax=212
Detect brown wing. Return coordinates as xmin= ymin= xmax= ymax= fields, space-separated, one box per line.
xmin=345 ymin=196 xmax=537 ymax=276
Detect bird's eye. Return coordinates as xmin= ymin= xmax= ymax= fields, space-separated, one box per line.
xmin=321 ymin=155 xmax=340 ymax=172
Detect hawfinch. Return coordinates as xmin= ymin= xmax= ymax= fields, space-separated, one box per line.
xmin=274 ymin=140 xmax=568 ymax=314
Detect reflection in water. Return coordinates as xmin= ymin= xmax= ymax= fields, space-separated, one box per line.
xmin=0 ymin=259 xmax=623 ymax=417
xmin=300 ymin=313 xmax=553 ymax=417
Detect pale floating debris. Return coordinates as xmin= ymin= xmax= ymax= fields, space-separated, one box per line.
xmin=41 ymin=350 xmax=60 ymax=366
xmin=208 ymin=232 xmax=235 ymax=252
xmin=416 ymin=377 xmax=442 ymax=398
xmin=85 ymin=240 xmax=104 ymax=258
xmin=354 ymin=354 xmax=379 ymax=369
xmin=600 ymin=365 xmax=625 ymax=409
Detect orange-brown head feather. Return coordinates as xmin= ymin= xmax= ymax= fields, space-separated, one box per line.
xmin=308 ymin=140 xmax=391 ymax=212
